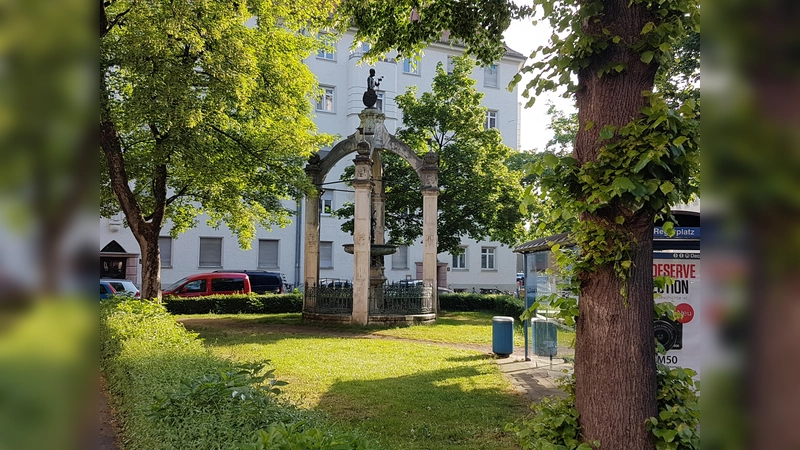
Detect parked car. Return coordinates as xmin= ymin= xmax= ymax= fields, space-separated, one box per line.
xmin=318 ymin=278 xmax=352 ymax=289
xmin=213 ymin=270 xmax=287 ymax=294
xmin=100 ymin=279 xmax=140 ymax=298
xmin=100 ymin=281 xmax=116 ymax=300
xmin=162 ymin=273 xmax=251 ymax=298
xmin=396 ymin=279 xmax=452 ymax=295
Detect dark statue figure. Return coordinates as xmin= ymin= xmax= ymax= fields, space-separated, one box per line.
xmin=362 ymin=68 xmax=383 ymax=108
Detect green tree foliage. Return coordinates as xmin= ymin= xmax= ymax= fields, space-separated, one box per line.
xmin=101 ymin=0 xmax=335 ymax=299
xmin=544 ymin=102 xmax=579 ymax=154
xmin=655 ymin=30 xmax=699 ymax=108
xmin=506 ymin=150 xmax=574 ymax=239
xmin=336 ymin=57 xmax=524 ymax=254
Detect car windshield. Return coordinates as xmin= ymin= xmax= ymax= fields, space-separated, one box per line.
xmin=164 ymin=276 xmax=190 ymax=292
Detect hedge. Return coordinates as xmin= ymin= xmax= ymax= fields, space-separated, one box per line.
xmin=439 ymin=293 xmax=525 ymax=318
xmin=163 ymin=293 xmax=302 ymax=315
xmin=163 ymin=292 xmax=525 ymax=318
xmin=100 ymin=298 xmax=375 ymax=450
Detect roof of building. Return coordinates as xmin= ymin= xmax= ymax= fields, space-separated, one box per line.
xmin=513 ymin=232 xmax=573 ymax=254
xmin=430 ymin=30 xmax=525 ymax=61
xmin=503 ymin=45 xmax=525 ymax=59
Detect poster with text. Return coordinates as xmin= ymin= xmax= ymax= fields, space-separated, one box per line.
xmin=653 ymin=251 xmax=702 ymax=377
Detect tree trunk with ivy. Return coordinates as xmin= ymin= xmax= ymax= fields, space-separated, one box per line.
xmin=572 ymin=1 xmax=659 ymax=447
xmin=573 ymin=216 xmax=657 ymax=449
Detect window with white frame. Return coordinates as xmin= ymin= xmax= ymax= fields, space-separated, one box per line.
xmin=484 ymin=64 xmax=498 ymax=87
xmin=392 ymin=245 xmax=409 ymax=269
xmin=258 ymin=239 xmax=279 ymax=268
xmin=375 ymin=92 xmax=384 ymax=111
xmin=316 ymin=87 xmax=334 ymax=112
xmin=403 ymin=58 xmax=420 ymax=75
xmin=317 ymin=46 xmax=335 ymax=60
xmin=485 ymin=110 xmax=498 ymax=129
xmin=481 ymin=247 xmax=496 ymax=270
xmin=446 ymin=55 xmax=455 ymax=74
xmin=451 ymin=247 xmax=467 ymax=269
xmin=199 ymin=237 xmax=222 ymax=267
xmin=320 ymin=192 xmax=333 ymax=216
xmin=320 ymin=241 xmax=333 ymax=268
xmin=159 ymin=236 xmax=173 ymax=267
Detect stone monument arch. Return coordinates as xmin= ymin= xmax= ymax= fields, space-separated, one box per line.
xmin=303 ymin=87 xmax=439 ymax=325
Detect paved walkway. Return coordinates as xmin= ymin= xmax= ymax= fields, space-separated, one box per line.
xmin=494 ymin=348 xmax=573 ymax=401
xmin=99 ymin=375 xmax=121 ymax=450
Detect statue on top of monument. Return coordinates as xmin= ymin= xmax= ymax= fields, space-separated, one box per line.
xmin=363 ymin=68 xmax=383 ymax=108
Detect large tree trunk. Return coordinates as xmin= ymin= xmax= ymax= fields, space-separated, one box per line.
xmin=574 ymin=211 xmax=657 ymax=449
xmin=100 ymin=95 xmax=167 ymax=301
xmin=136 ymin=225 xmax=163 ymax=301
xmin=572 ymin=0 xmax=660 ymax=448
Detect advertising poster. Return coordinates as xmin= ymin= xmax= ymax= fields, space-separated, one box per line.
xmin=653 ymin=251 xmax=701 ymax=376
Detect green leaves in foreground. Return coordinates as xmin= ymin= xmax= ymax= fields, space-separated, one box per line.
xmin=508 ymin=365 xmax=698 ymax=450
xmin=149 ymin=361 xmax=288 ymax=423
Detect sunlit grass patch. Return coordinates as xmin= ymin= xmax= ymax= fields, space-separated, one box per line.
xmin=186 ymin=319 xmax=531 ymax=450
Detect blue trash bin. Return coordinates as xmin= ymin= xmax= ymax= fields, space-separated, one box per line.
xmin=492 ymin=316 xmax=514 ymax=356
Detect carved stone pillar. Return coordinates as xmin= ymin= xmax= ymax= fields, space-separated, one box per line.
xmin=352 ymin=141 xmax=373 ymax=325
xmin=420 ymin=151 xmax=440 ymax=312
xmin=371 ymin=149 xmax=385 ymax=246
xmin=303 ymin=161 xmax=322 ymax=293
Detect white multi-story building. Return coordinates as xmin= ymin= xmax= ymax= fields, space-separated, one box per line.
xmin=100 ymin=31 xmax=527 ymax=293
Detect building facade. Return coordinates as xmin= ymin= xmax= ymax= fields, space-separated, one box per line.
xmin=100 ymin=31 xmax=527 ymax=293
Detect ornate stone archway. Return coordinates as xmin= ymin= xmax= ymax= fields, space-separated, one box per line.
xmin=303 ymin=108 xmax=439 ymax=325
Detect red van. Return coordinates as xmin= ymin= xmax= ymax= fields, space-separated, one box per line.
xmin=162 ymin=272 xmax=251 ymax=297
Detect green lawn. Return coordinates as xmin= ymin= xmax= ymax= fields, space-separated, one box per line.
xmin=178 ymin=311 xmax=575 ymax=350
xmin=179 ymin=312 xmax=562 ymax=450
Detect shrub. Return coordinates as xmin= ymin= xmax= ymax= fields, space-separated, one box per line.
xmin=163 ymin=293 xmax=303 ymax=315
xmin=101 ymin=298 xmax=375 ymax=450
xmin=241 ymin=422 xmax=375 ymax=450
xmin=439 ymin=293 xmax=525 ymax=318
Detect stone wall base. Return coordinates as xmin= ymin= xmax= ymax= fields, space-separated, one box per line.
xmin=302 ymin=312 xmax=436 ymax=326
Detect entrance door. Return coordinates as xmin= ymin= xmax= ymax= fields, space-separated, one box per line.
xmin=101 ymin=257 xmax=126 ymax=279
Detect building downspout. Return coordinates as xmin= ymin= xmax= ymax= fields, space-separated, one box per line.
xmin=294 ymin=199 xmax=303 ymax=289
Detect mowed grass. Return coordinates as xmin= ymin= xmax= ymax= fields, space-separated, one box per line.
xmin=177 ymin=311 xmax=575 ymax=350
xmin=180 ymin=314 xmax=537 ymax=450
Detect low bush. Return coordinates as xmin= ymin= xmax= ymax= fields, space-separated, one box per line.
xmin=242 ymin=422 xmax=375 ymax=450
xmin=101 ymin=298 xmax=374 ymax=450
xmin=439 ymin=293 xmax=525 ymax=318
xmin=163 ymin=293 xmax=303 ymax=315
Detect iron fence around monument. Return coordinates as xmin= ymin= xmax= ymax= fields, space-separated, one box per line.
xmin=304 ymin=282 xmax=433 ymax=316
xmin=369 ymin=282 xmax=433 ymax=315
xmin=304 ymin=283 xmax=353 ymax=314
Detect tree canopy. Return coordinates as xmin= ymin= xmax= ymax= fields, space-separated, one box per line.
xmin=101 ymin=0 xmax=336 ymax=298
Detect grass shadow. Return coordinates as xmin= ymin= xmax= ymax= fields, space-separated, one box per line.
xmin=444 ymin=353 xmax=493 ymax=363
xmin=315 ymin=365 xmax=529 ymax=450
